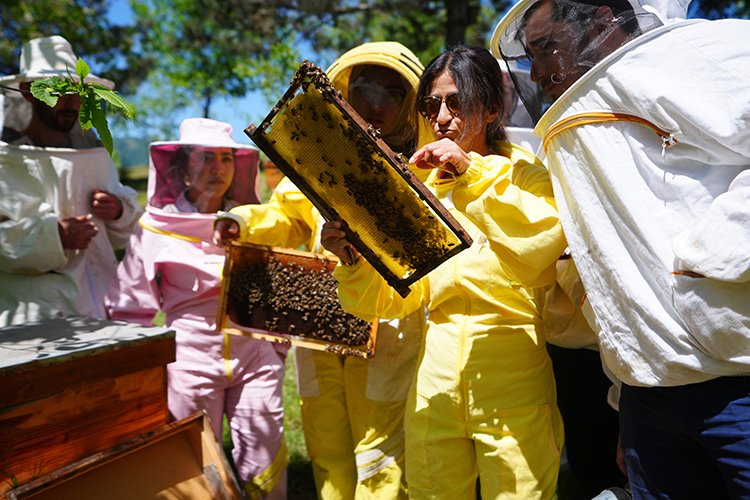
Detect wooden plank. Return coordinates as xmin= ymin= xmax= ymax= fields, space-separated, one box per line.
xmin=0 ymin=366 xmax=169 ymax=494
xmin=0 ymin=335 xmax=174 ymax=408
xmin=6 ymin=413 xmax=242 ymax=500
xmin=0 ymin=317 xmax=175 ymax=408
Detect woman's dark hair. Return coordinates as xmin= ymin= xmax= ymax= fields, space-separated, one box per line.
xmin=417 ymin=45 xmax=507 ymax=147
xmin=171 ymin=145 xmax=192 ymax=177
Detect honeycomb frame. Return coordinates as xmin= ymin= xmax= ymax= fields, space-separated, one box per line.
xmin=218 ymin=242 xmax=378 ymax=358
xmin=245 ymin=61 xmax=473 ymax=298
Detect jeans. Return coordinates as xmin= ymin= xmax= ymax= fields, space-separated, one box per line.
xmin=620 ymin=376 xmax=750 ymax=500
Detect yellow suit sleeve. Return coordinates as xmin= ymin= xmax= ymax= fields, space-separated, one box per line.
xmin=228 ymin=178 xmax=315 ymax=249
xmin=452 ymin=149 xmax=567 ymax=289
xmin=333 ymin=259 xmax=427 ymax=322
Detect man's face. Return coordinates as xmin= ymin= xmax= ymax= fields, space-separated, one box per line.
xmin=524 ymin=0 xmax=588 ymax=100
xmin=31 ymin=91 xmax=82 ymax=133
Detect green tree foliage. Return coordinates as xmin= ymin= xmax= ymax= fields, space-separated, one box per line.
xmin=132 ymin=0 xmax=301 ymax=122
xmin=691 ymin=0 xmax=749 ymax=18
xmin=31 ymin=58 xmax=136 ymax=157
xmin=130 ymin=0 xmax=514 ymax=125
xmin=0 ymin=0 xmax=149 ymax=94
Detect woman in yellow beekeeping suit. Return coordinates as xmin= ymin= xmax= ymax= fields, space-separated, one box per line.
xmin=321 ymin=46 xmax=567 ymax=499
xmin=213 ymin=42 xmax=432 ymax=499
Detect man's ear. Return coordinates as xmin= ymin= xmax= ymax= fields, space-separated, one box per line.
xmin=19 ymin=82 xmax=35 ymax=103
xmin=593 ymin=5 xmax=617 ymax=33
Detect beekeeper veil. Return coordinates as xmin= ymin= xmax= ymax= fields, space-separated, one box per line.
xmin=148 ymin=118 xmax=260 ymax=213
xmin=490 ymin=0 xmax=683 ymax=123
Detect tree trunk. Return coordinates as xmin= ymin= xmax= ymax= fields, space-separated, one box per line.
xmin=444 ymin=0 xmax=479 ymax=47
xmin=202 ymin=89 xmax=213 ymax=118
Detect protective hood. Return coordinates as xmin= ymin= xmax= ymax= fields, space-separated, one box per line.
xmin=146 ymin=118 xmax=260 ymax=212
xmin=490 ymin=0 xmax=674 ymax=123
xmin=326 ymin=41 xmax=432 ymax=157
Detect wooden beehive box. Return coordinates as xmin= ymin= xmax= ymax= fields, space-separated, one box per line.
xmin=218 ymin=242 xmax=378 ymax=358
xmin=0 ymin=317 xmax=175 ymax=495
xmin=5 ymin=411 xmax=242 ymax=500
xmin=245 ymin=61 xmax=473 ymax=298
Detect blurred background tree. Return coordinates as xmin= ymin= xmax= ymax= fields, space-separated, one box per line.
xmin=689 ymin=0 xmax=749 ymax=17
xmin=0 ymin=0 xmax=150 ymax=93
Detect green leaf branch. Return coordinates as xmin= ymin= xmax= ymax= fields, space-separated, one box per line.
xmin=29 ymin=58 xmax=135 ymax=158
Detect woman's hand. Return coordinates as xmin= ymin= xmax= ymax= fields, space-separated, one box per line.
xmin=409 ymin=138 xmax=472 ymax=176
xmin=212 ymin=218 xmax=239 ymax=246
xmin=321 ymin=220 xmax=360 ymax=266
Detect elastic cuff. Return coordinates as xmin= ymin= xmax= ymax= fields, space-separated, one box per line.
xmin=216 ymin=210 xmax=247 ymax=235
xmin=334 ymin=256 xmax=364 ymax=279
xmin=455 ymin=152 xmax=484 ymax=184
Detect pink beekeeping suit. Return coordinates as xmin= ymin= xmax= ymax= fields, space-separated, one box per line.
xmin=105 ymin=118 xmax=287 ymax=498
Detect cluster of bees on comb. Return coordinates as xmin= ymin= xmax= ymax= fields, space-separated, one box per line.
xmin=228 ymin=256 xmax=372 ymax=347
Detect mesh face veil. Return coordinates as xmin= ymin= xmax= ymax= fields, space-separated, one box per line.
xmin=491 ymin=0 xmax=663 ymax=123
xmin=148 ymin=144 xmax=260 ymax=212
xmin=147 ymin=118 xmax=261 ymax=213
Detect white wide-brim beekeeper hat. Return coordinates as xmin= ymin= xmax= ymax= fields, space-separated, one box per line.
xmin=0 ymin=35 xmax=115 ymax=90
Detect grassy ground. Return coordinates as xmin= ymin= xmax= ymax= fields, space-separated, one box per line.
xmin=279 ymin=350 xmax=317 ymax=498
xmin=221 ymin=348 xmax=317 ymax=497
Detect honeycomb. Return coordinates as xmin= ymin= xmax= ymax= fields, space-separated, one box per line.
xmin=220 ymin=243 xmax=377 ymax=358
xmin=246 ymin=62 xmax=472 ymax=298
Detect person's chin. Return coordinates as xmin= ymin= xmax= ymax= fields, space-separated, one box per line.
xmin=208 ymin=183 xmax=230 ymax=194
xmin=366 ymin=119 xmax=385 ymax=130
xmin=56 ymin=117 xmax=79 ymax=132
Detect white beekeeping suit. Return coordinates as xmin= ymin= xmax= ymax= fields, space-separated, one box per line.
xmin=493 ymin=2 xmax=750 ymax=498
xmin=0 ymin=144 xmax=141 ymax=326
xmin=0 ymin=35 xmax=141 ymax=326
xmin=492 ymin=0 xmax=750 ymax=387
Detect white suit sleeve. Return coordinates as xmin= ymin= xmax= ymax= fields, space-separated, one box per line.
xmin=673 ymin=169 xmax=750 ymax=282
xmin=102 ymin=171 xmax=142 ymax=250
xmin=0 ymin=213 xmax=67 ymax=274
xmin=0 ymin=151 xmax=68 ymax=273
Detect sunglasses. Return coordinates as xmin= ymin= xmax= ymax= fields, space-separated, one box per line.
xmin=418 ymin=93 xmax=461 ymax=119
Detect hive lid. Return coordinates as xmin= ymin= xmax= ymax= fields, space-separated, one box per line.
xmin=245 ymin=61 xmax=472 ymax=298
